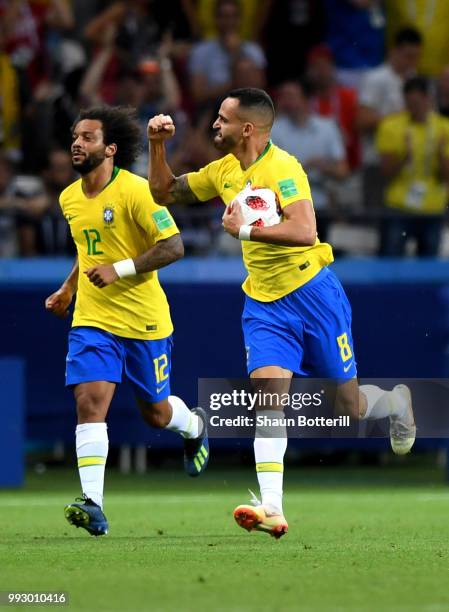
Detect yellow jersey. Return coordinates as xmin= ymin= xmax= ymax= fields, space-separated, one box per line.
xmin=376 ymin=111 xmax=449 ymax=214
xmin=187 ymin=142 xmax=333 ymax=302
xmin=60 ymin=168 xmax=179 ymax=339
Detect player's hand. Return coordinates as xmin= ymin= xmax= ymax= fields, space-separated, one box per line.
xmin=84 ymin=264 xmax=119 ymax=288
xmin=222 ymin=200 xmax=245 ymax=238
xmin=45 ymin=285 xmax=73 ymax=318
xmin=147 ymin=114 xmax=176 ymax=141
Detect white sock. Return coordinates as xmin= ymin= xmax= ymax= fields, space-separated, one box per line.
xmin=254 ymin=411 xmax=287 ymax=513
xmin=76 ymin=422 xmax=108 ymax=509
xmin=360 ymin=385 xmax=408 ymax=420
xmin=166 ymin=395 xmax=200 ymax=439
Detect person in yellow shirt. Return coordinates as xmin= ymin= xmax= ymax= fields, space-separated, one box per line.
xmin=45 ymin=105 xmax=209 ymax=537
xmin=376 ymin=76 xmax=449 ymax=255
xmin=147 ymin=88 xmax=416 ymax=539
xmin=385 ymin=0 xmax=449 ymax=77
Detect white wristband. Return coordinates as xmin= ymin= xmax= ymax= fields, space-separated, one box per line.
xmin=113 ymin=258 xmax=136 ymax=278
xmin=238 ymin=225 xmax=253 ymax=241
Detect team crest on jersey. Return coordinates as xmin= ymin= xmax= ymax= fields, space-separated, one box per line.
xmin=103 ymin=204 xmax=116 ymax=229
xmin=103 ymin=206 xmax=114 ymax=224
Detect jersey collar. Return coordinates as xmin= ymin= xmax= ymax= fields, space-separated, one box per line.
xmin=245 ymin=139 xmax=272 ymax=170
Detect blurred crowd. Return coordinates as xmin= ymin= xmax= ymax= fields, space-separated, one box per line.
xmin=2 ymin=0 xmax=449 ymax=257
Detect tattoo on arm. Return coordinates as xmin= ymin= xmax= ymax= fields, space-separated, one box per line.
xmin=134 ymin=234 xmax=184 ymax=274
xmin=169 ymin=175 xmax=200 ymax=205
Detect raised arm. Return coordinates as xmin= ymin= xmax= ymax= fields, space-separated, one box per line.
xmin=147 ymin=114 xmax=199 ymax=205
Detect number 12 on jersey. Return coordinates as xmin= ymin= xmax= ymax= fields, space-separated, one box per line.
xmin=83 ymin=229 xmax=104 ymax=255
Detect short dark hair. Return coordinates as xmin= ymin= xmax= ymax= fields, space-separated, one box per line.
xmin=72 ymin=105 xmax=142 ymax=169
xmin=403 ymin=75 xmax=430 ymax=96
xmin=394 ymin=27 xmax=422 ymax=47
xmin=227 ymin=87 xmax=275 ymax=127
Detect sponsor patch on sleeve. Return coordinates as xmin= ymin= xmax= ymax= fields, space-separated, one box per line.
xmin=152 ymin=209 xmax=174 ymax=231
xmin=278 ymin=178 xmax=299 ymax=199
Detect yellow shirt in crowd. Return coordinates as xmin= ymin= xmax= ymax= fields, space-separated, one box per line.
xmin=376 ymin=111 xmax=449 ymax=214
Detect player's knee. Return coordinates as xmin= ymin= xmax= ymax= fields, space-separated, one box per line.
xmin=76 ymin=390 xmax=106 ymax=422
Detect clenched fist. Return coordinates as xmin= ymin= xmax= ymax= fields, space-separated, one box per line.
xmin=45 ymin=285 xmax=73 ymax=318
xmin=84 ymin=264 xmax=119 ymax=288
xmin=147 ymin=114 xmax=176 ymax=141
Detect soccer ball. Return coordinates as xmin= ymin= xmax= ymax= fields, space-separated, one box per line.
xmin=233 ymin=185 xmax=281 ymax=227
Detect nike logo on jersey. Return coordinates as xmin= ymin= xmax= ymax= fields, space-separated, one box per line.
xmin=343 ymin=361 xmax=353 ymax=373
xmin=224 ymin=182 xmax=232 ymax=189
xmin=66 ymin=215 xmax=77 ymax=222
xmin=156 ymin=381 xmax=169 ymax=394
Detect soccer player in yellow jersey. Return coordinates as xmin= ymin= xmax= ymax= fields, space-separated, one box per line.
xmin=147 ymin=88 xmax=416 ymax=538
xmin=45 ymin=106 xmax=209 ymax=537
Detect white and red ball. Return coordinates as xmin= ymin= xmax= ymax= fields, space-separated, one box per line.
xmin=233 ymin=185 xmax=281 ymax=227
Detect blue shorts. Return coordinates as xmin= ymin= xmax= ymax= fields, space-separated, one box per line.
xmin=66 ymin=326 xmax=173 ymax=403
xmin=242 ymin=267 xmax=357 ymax=379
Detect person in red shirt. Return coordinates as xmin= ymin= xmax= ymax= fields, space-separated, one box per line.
xmin=307 ymin=44 xmax=360 ymax=170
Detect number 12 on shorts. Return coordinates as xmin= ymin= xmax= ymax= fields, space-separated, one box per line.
xmin=337 ymin=332 xmax=353 ymax=363
xmin=153 ymin=354 xmax=168 ymax=383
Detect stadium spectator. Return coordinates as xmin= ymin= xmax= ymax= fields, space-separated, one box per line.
xmin=83 ymin=0 xmax=183 ymax=71
xmin=324 ymin=0 xmax=385 ymax=89
xmin=385 ymin=0 xmax=449 ymax=78
xmin=188 ymin=0 xmax=266 ymax=111
xmin=129 ymin=55 xmax=187 ymax=178
xmin=231 ymin=55 xmax=266 ymax=91
xmin=181 ymin=0 xmax=270 ymax=41
xmin=358 ymin=27 xmax=422 ymax=208
xmin=358 ymin=28 xmax=422 ymax=152
xmin=272 ymin=80 xmax=348 ymax=241
xmin=0 ymin=154 xmax=19 ymax=256
xmin=16 ymin=149 xmax=76 ymax=255
xmin=0 ymin=30 xmax=21 ymax=161
xmin=0 ymin=0 xmax=74 ymax=90
xmin=306 ymin=44 xmax=360 ymax=169
xmin=262 ymin=0 xmax=325 ymax=86
xmin=376 ymin=76 xmax=449 ymax=256
xmin=79 ymin=26 xmax=187 ymax=179
xmin=436 ymin=66 xmax=449 ymax=119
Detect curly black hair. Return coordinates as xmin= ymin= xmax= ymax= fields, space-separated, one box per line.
xmin=72 ymin=105 xmax=142 ymax=169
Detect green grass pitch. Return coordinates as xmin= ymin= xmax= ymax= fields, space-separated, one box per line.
xmin=2 ymin=464 xmax=449 ymax=611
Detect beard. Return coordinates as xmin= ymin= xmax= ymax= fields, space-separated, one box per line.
xmin=213 ymin=130 xmax=237 ymax=153
xmin=71 ymin=150 xmax=106 ymax=175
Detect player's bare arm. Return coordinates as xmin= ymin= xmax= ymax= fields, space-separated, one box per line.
xmin=45 ymin=257 xmax=79 ymax=318
xmin=147 ymin=114 xmax=199 ymax=205
xmin=84 ymin=234 xmax=184 ymax=289
xmin=223 ymin=199 xmax=317 ymax=247
xmin=134 ymin=234 xmax=184 ymax=274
